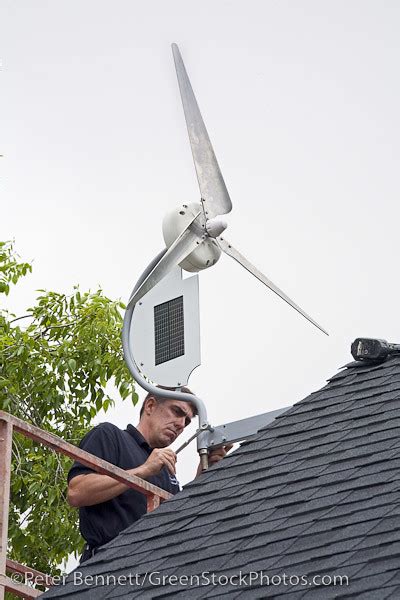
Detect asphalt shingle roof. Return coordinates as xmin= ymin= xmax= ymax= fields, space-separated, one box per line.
xmin=44 ymin=352 xmax=400 ymax=599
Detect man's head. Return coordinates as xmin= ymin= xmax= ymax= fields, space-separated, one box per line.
xmin=138 ymin=387 xmax=197 ymax=448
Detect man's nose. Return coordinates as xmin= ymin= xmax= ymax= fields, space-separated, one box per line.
xmin=175 ymin=416 xmax=186 ymax=432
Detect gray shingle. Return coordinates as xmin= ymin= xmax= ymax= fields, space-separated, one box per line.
xmin=386 ymin=585 xmax=400 ymax=598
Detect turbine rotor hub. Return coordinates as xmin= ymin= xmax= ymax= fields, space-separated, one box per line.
xmin=205 ymin=216 xmax=228 ymax=238
xmin=162 ymin=203 xmax=221 ymax=272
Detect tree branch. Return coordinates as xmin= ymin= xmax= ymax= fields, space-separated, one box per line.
xmin=10 ymin=314 xmax=33 ymax=324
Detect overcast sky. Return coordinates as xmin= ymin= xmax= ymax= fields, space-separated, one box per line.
xmin=2 ymin=1 xmax=400 ymax=494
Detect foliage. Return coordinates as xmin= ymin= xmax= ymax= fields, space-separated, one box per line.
xmin=0 ymin=240 xmax=32 ymax=295
xmin=0 ymin=241 xmax=137 ymax=575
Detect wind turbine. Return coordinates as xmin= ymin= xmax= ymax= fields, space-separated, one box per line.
xmin=122 ymin=44 xmax=329 ymax=468
xmin=127 ymin=44 xmax=327 ymax=336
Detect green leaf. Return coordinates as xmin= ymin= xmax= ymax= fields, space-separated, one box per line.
xmin=68 ymin=358 xmax=77 ymax=371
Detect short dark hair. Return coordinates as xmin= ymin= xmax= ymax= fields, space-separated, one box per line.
xmin=139 ymin=386 xmax=197 ymax=419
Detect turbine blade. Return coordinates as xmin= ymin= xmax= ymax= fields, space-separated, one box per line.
xmin=127 ymin=217 xmax=203 ymax=308
xmin=172 ymin=43 xmax=232 ymax=219
xmin=217 ymin=237 xmax=329 ymax=336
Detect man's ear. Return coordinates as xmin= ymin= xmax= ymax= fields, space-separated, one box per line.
xmin=143 ymin=396 xmax=157 ymax=416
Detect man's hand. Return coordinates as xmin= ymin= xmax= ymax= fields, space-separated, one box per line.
xmin=196 ymin=444 xmax=233 ymax=477
xmin=208 ymin=444 xmax=233 ymax=466
xmin=136 ymin=448 xmax=177 ymax=480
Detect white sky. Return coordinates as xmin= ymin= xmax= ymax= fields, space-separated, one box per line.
xmin=2 ymin=0 xmax=400 ymax=497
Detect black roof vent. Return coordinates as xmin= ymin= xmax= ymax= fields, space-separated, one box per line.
xmin=351 ymin=338 xmax=400 ymax=363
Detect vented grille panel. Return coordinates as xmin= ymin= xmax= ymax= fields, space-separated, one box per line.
xmin=154 ymin=296 xmax=184 ymax=365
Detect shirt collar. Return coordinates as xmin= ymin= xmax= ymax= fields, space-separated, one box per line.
xmin=126 ymin=424 xmax=152 ymax=452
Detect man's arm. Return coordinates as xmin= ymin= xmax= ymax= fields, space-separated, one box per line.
xmin=67 ymin=448 xmax=177 ymax=508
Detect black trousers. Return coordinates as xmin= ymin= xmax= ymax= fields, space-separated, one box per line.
xmin=80 ymin=544 xmax=99 ymax=564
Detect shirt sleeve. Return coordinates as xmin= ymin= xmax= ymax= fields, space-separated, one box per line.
xmin=67 ymin=423 xmax=120 ymax=483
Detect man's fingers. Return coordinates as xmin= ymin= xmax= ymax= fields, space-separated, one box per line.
xmin=210 ymin=444 xmax=233 ymax=456
xmin=152 ymin=448 xmax=177 ymax=463
xmin=143 ymin=449 xmax=177 ymax=477
xmin=163 ymin=449 xmax=177 ymax=463
xmin=208 ymin=444 xmax=233 ymax=464
xmin=162 ymin=455 xmax=176 ymax=475
xmin=158 ymin=449 xmax=177 ymax=475
xmin=166 ymin=462 xmax=176 ymax=476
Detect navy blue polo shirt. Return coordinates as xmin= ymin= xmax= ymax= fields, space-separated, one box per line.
xmin=68 ymin=422 xmax=180 ymax=548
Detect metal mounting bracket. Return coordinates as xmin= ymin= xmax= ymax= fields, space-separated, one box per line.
xmin=202 ymin=407 xmax=291 ymax=450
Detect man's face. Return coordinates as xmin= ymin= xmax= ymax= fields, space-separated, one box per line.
xmin=146 ymin=398 xmax=194 ymax=448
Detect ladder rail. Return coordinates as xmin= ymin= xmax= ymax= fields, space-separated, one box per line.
xmin=0 ymin=410 xmax=171 ymax=599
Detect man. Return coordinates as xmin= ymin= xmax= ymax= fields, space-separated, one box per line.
xmin=67 ymin=390 xmax=231 ymax=563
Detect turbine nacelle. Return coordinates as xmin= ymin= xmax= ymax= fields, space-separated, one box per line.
xmin=162 ymin=202 xmax=221 ymax=272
